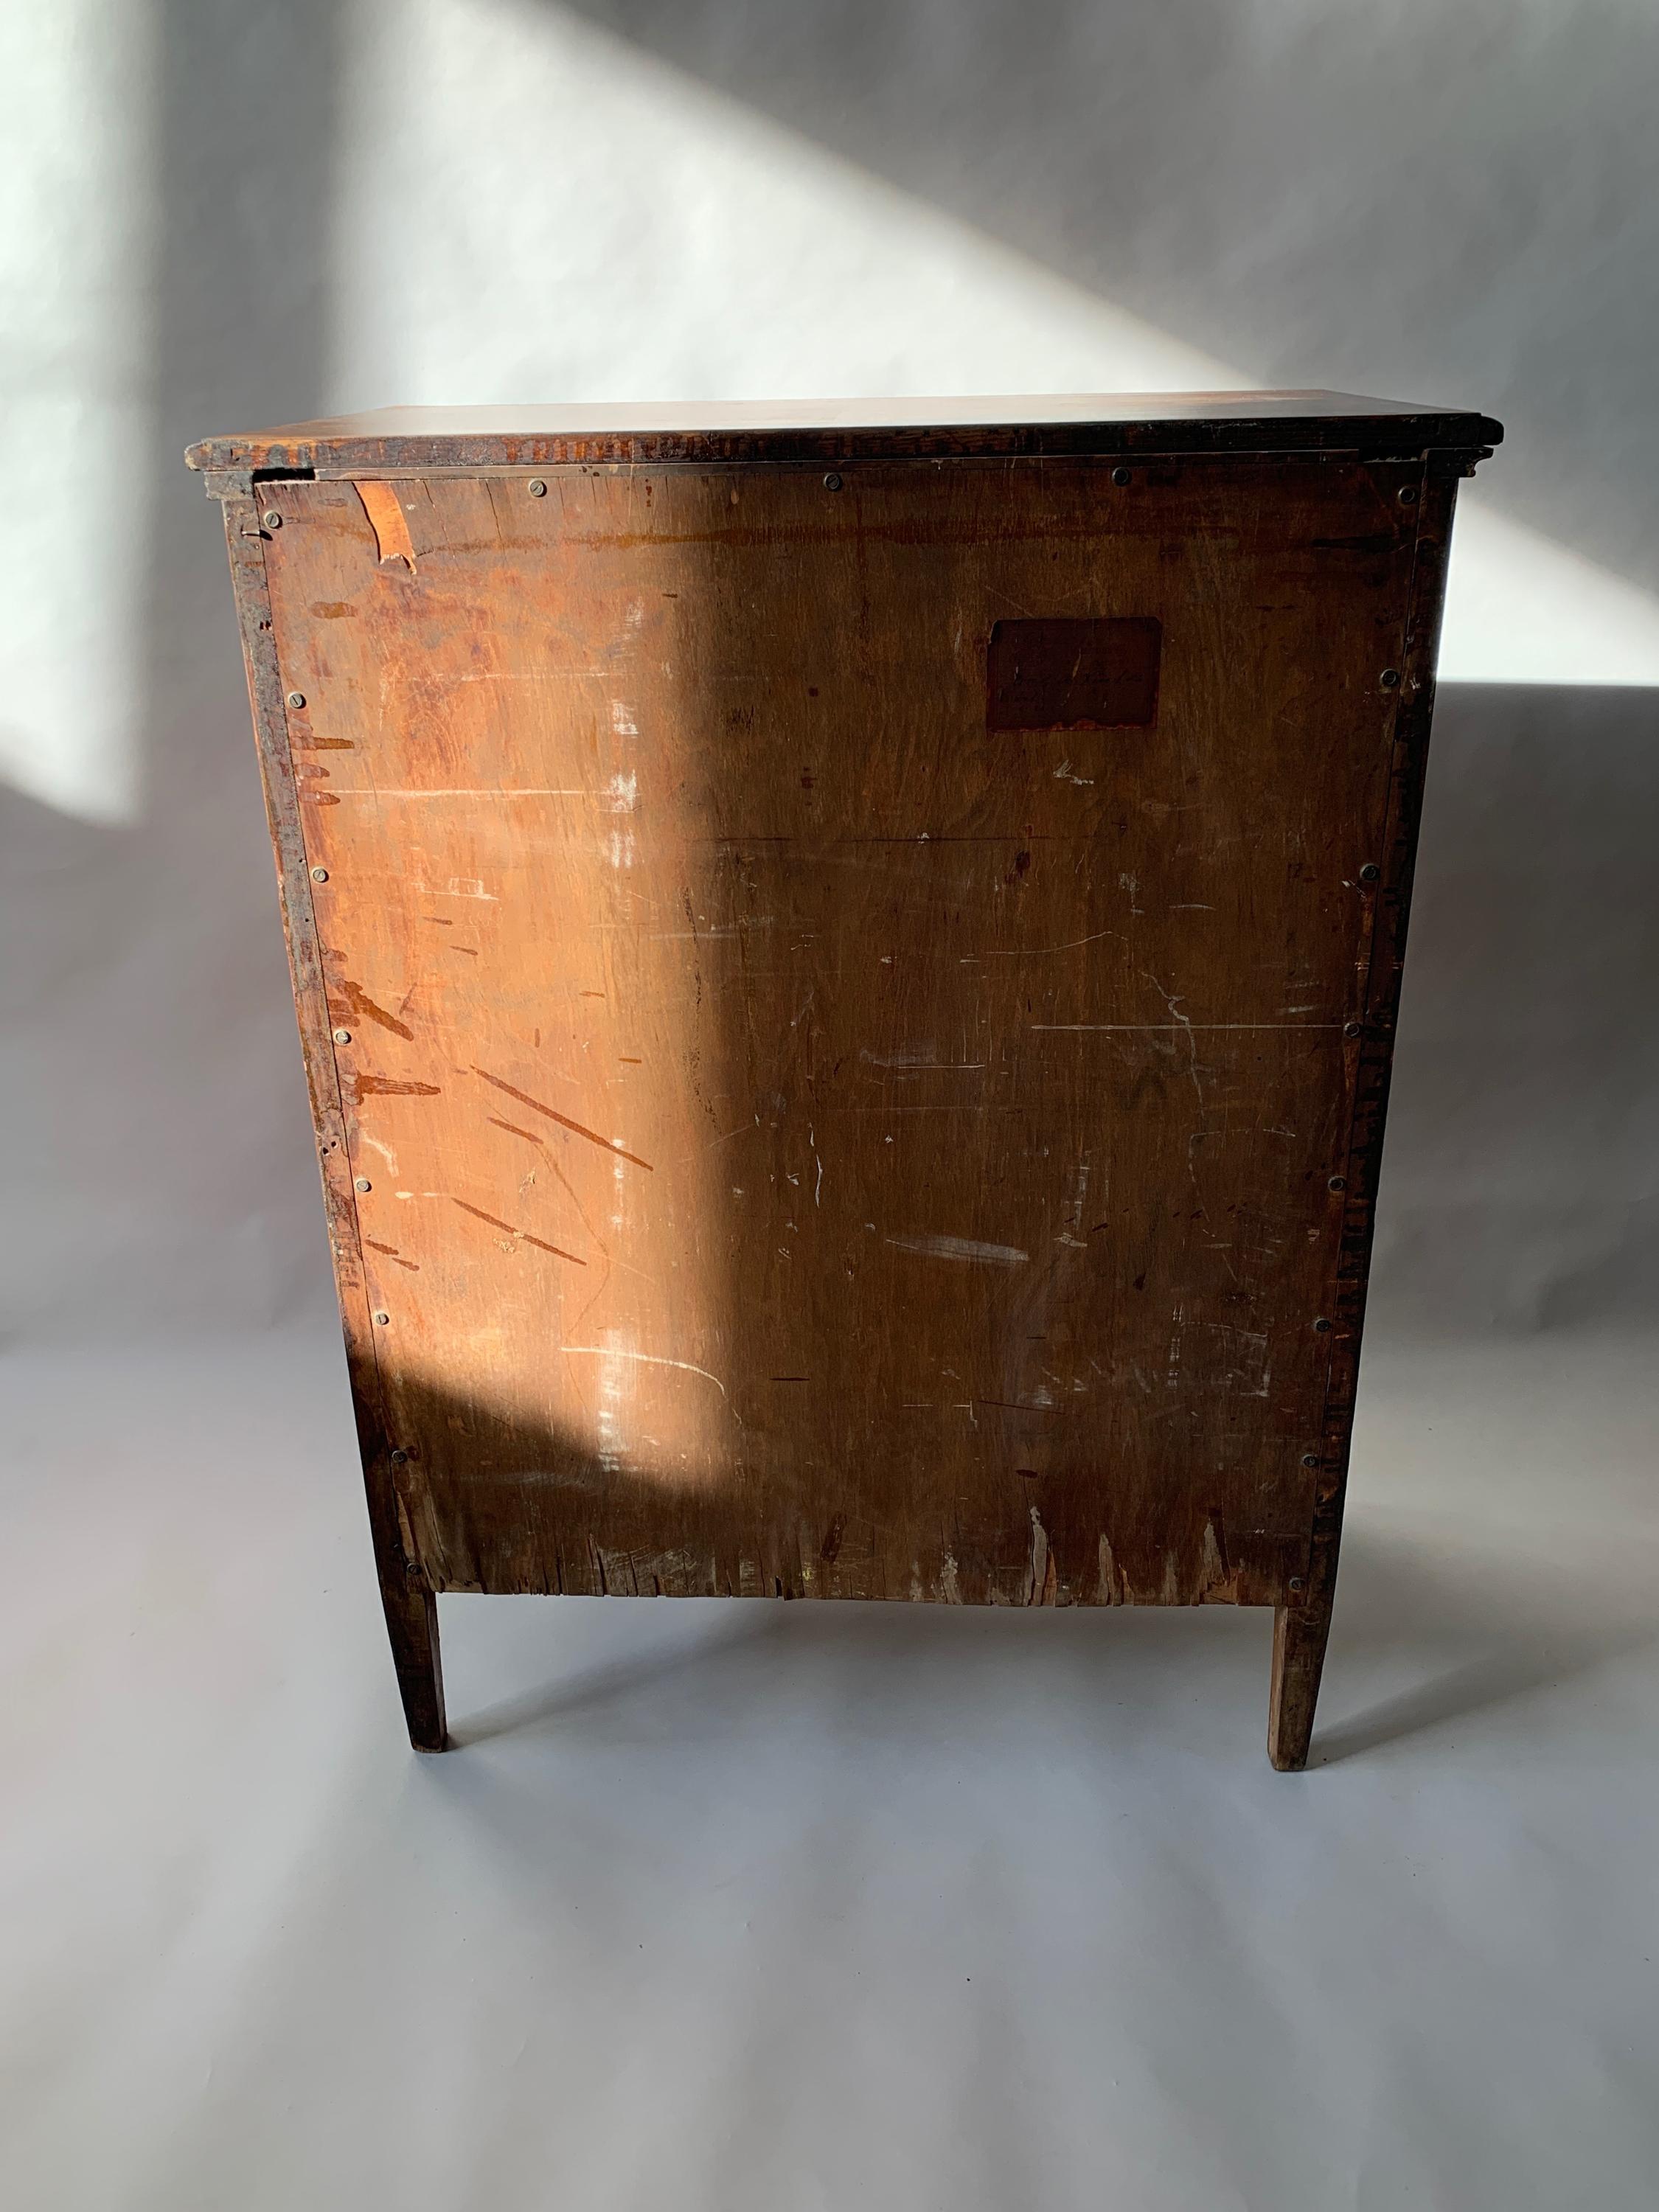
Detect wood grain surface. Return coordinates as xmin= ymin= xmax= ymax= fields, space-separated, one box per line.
xmin=242 ymin=452 xmax=1447 ymax=1620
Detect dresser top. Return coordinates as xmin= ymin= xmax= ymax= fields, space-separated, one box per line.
xmin=187 ymin=392 xmax=1502 ymax=476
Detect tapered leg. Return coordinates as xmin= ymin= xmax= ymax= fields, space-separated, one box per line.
xmin=1267 ymin=1597 xmax=1332 ymax=1771
xmin=380 ymin=1578 xmax=448 ymax=1751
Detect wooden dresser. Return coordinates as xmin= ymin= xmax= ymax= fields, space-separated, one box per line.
xmin=188 ymin=393 xmax=1500 ymax=1766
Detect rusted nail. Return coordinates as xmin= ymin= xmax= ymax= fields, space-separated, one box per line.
xmin=355 ymin=1177 xmax=372 ymax=1192
xmin=311 ymin=866 xmax=329 ymax=883
xmin=333 ymin=1028 xmax=352 ymax=1043
xmin=527 ymin=479 xmax=547 ymax=497
xmin=262 ymin=509 xmax=282 ymax=529
xmin=288 ymin=691 xmax=306 ymax=709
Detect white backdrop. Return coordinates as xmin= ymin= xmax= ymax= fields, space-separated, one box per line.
xmin=2 ymin=0 xmax=1657 ymax=1340
xmin=4 ymin=8 xmax=1658 ymax=2208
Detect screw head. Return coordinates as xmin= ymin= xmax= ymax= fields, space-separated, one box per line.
xmin=1288 ymin=1576 xmax=1306 ymax=1595
xmin=355 ymin=1177 xmax=372 ymax=1192
xmin=262 ymin=509 xmax=282 ymax=529
xmin=1301 ymin=1453 xmax=1319 ymax=1468
xmin=1380 ymin=667 xmax=1401 ymax=689
xmin=333 ymin=1027 xmax=351 ymax=1044
xmin=1359 ymin=862 xmax=1381 ymax=883
xmin=823 ymin=472 xmax=843 ymax=491
xmin=1343 ymin=1020 xmax=1362 ymax=1038
xmin=310 ymin=866 xmax=329 ymax=883
xmin=1313 ymin=1317 xmax=1332 ymax=1333
xmin=390 ymin=1449 xmax=408 ymax=1466
xmin=373 ymin=1310 xmax=391 ymax=1326
xmin=1398 ymin=485 xmax=1419 ymax=504
xmin=527 ymin=479 xmax=547 ymax=497
xmin=287 ymin=690 xmax=306 ymax=709
xmin=1328 ymin=1174 xmax=1346 ymax=1192
xmin=1111 ymin=466 xmax=1132 ymax=487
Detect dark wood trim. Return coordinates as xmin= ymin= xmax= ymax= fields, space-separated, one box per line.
xmin=187 ymin=394 xmax=1502 ymax=479
xmin=1284 ymin=462 xmax=1461 ymax=1760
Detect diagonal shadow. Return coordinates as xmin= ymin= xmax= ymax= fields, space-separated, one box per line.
xmin=432 ymin=1495 xmax=1657 ymax=1766
xmin=557 ymin=0 xmax=1659 ymax=599
xmin=1311 ymin=1520 xmax=1658 ymax=1764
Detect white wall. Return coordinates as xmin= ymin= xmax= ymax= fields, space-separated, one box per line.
xmin=3 ymin=0 xmax=1655 ymax=1334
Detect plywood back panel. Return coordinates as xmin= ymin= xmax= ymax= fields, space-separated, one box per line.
xmin=257 ymin=456 xmax=1421 ymax=1605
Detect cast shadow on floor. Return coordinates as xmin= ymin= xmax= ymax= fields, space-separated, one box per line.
xmin=426 ymin=1513 xmax=1652 ymax=1770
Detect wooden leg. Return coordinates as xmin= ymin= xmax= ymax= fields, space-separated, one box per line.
xmin=380 ymin=1578 xmax=448 ymax=1752
xmin=1267 ymin=1597 xmax=1332 ymax=1772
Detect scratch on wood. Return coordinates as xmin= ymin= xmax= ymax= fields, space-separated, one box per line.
xmin=487 ymin=1116 xmax=544 ymax=1147
xmin=447 ymin=1196 xmax=585 ymax=1264
xmin=335 ymin=978 xmax=415 ymax=1040
xmin=886 ymin=1232 xmax=1029 ymax=1266
xmin=474 ymin=1067 xmax=654 ymax=1169
xmin=351 ymin=1074 xmax=442 ymax=1099
xmin=560 ymin=1343 xmax=731 ymax=1400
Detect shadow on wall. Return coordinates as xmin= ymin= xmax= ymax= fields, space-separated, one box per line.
xmin=4 ymin=0 xmax=1655 ymax=1343
xmin=1371 ymin=679 xmax=1659 ymax=1332
xmin=561 ymin=0 xmax=1659 ymax=598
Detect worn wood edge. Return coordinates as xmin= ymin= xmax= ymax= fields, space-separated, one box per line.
xmin=219 ymin=494 xmax=429 ymax=1616
xmin=1294 ymin=463 xmax=1462 ymax=1677
xmin=185 ymin=416 xmax=1503 ymax=479
xmin=1267 ymin=1599 xmax=1335 ymax=1771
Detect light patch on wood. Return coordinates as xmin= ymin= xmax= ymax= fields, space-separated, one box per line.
xmin=353 ymin=479 xmax=417 ymax=570
xmin=885 ymin=1233 xmax=1029 ymax=1267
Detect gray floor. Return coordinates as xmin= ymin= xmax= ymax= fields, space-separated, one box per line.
xmin=6 ymin=1320 xmax=1657 ymax=2211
